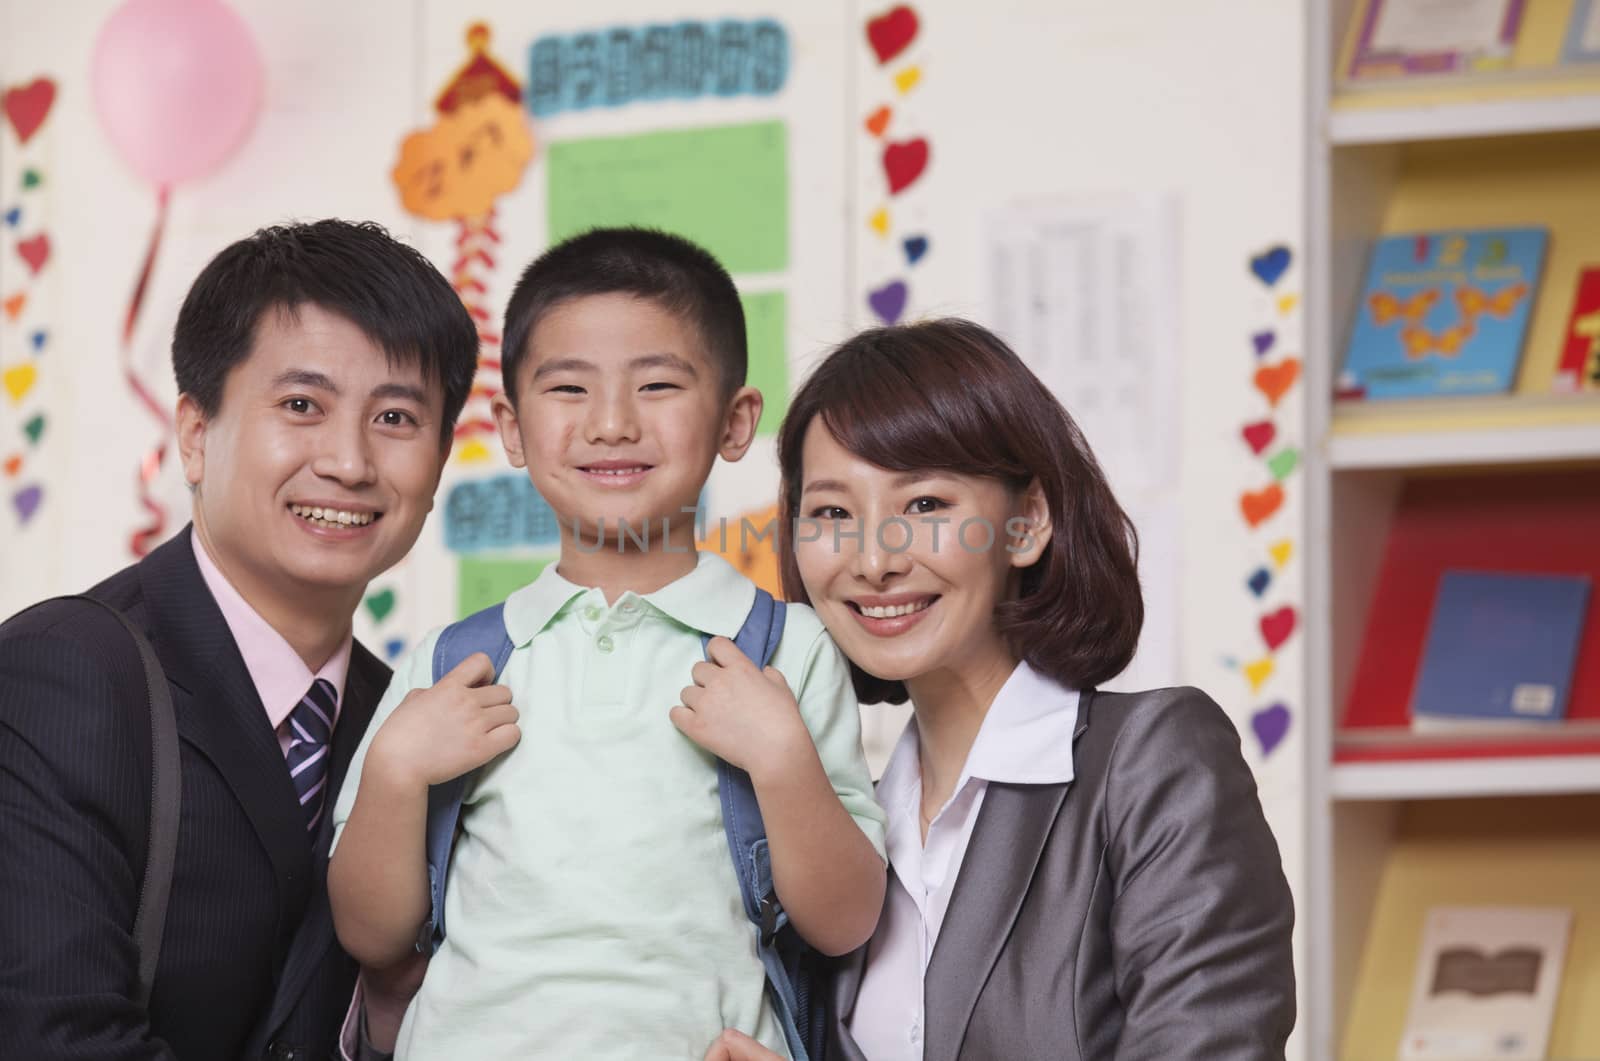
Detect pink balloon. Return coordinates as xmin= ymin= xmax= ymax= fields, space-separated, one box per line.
xmin=91 ymin=0 xmax=263 ymax=188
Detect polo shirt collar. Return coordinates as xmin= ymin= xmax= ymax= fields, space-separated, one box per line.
xmin=501 ymin=550 xmax=756 ymax=645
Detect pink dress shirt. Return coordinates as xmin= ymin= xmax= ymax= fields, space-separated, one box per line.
xmin=847 ymin=661 xmax=1080 ymax=1061
xmin=191 ymin=534 xmax=351 ymax=751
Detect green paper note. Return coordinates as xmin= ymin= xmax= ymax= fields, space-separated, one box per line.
xmin=458 ymin=555 xmax=552 ymax=619
xmin=741 ymin=291 xmax=787 ymax=436
xmin=547 ymin=121 xmax=789 ymax=275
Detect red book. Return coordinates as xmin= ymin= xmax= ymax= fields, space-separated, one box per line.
xmin=1554 ymin=266 xmax=1600 ymax=392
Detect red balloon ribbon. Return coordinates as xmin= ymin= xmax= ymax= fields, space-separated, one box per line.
xmin=122 ymin=186 xmax=174 ymax=557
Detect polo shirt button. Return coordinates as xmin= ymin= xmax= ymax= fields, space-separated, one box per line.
xmin=909 ymin=1023 xmax=921 ymax=1045
xmin=583 ymin=605 xmax=601 ymax=621
xmin=597 ymin=634 xmax=614 ymax=653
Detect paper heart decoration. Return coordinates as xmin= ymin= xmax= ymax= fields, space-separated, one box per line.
xmin=455 ymin=438 xmax=491 ymax=464
xmin=864 ymin=105 xmax=892 ymax=137
xmin=21 ymin=168 xmax=41 ymax=189
xmin=1243 ymin=656 xmax=1275 ymax=693
xmin=1251 ymin=703 xmax=1290 ymax=756
xmin=1241 ymin=421 xmax=1275 ymax=455
xmin=22 ymin=413 xmax=43 ymax=445
xmin=364 ymin=588 xmax=396 ymax=623
xmin=30 ymin=330 xmax=46 ymax=352
xmin=883 ymin=138 xmax=929 ymax=195
xmin=1269 ymin=540 xmax=1293 ymax=569
xmin=1267 ymin=446 xmax=1300 ymax=482
xmin=3 ymin=454 xmax=20 ymax=477
xmin=16 ymin=233 xmax=49 ymax=275
xmin=2 ymin=207 xmax=18 ymax=228
xmin=1246 ymin=567 xmax=1271 ymax=598
xmin=13 ymin=482 xmax=41 ymax=523
xmin=384 ymin=638 xmax=405 ymax=661
xmin=1259 ymin=606 xmax=1297 ymax=652
xmin=1252 ymin=330 xmax=1275 ymax=356
xmin=1277 ymin=293 xmax=1300 ymax=316
xmin=1250 ymin=245 xmax=1291 ymax=287
xmin=1240 ymin=483 xmax=1284 ymax=528
xmin=1254 ymin=357 xmax=1300 ymax=407
xmin=869 ymin=207 xmax=890 ymax=237
xmin=903 ymin=235 xmax=929 ymax=265
xmin=894 ymin=65 xmax=922 ymax=94
xmin=868 ymin=279 xmax=908 ymax=325
xmin=2 ymin=292 xmax=23 ymax=321
xmin=866 ymin=5 xmax=919 ymax=64
xmin=2 ymin=79 xmax=57 ymax=145
xmin=3 ymin=362 xmax=37 ymax=403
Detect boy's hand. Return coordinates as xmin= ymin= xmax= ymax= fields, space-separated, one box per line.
xmin=671 ymin=637 xmax=811 ymax=780
xmin=702 ymin=1029 xmax=784 ymax=1061
xmin=370 ymin=653 xmax=520 ymax=790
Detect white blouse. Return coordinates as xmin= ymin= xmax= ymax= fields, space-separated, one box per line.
xmin=846 ymin=662 xmax=1080 ymax=1061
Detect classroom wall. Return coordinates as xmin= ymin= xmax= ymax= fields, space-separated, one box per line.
xmin=0 ymin=3 xmax=1310 ymax=1053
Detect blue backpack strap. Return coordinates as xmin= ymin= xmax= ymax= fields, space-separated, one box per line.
xmin=705 ymin=590 xmax=816 ymax=1060
xmin=416 ymin=602 xmax=515 ymax=954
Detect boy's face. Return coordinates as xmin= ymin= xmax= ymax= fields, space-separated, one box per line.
xmin=177 ymin=302 xmax=449 ymax=610
xmin=493 ymin=292 xmax=761 ymax=544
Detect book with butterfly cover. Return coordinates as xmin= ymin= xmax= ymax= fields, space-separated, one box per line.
xmin=1338 ymin=228 xmax=1547 ymax=400
xmin=1400 ymin=906 xmax=1572 ymax=1061
xmin=1553 ymin=265 xmax=1600 ymax=392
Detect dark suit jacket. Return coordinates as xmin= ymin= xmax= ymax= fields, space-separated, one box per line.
xmin=0 ymin=526 xmax=389 ymax=1060
xmin=831 ymin=687 xmax=1296 ymax=1060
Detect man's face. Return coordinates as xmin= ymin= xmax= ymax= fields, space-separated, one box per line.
xmin=178 ymin=302 xmax=449 ymax=607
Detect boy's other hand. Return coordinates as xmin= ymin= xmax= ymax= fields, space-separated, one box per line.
xmin=671 ymin=636 xmax=811 ymax=780
xmin=371 ymin=652 xmax=520 ymax=790
xmin=702 ymin=1029 xmax=784 ymax=1061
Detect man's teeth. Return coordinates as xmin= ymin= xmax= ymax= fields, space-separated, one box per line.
xmin=290 ymin=504 xmax=375 ymax=527
xmin=859 ymin=600 xmax=933 ymax=619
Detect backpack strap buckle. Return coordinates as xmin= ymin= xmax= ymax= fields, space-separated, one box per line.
xmin=758 ymin=890 xmax=781 ymax=948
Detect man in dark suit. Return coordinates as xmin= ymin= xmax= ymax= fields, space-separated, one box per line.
xmin=0 ymin=220 xmax=478 ymax=1060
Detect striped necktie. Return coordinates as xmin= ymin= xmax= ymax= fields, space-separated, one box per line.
xmin=286 ymin=678 xmax=336 ymax=834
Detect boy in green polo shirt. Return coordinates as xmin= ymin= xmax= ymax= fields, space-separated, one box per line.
xmin=328 ymin=228 xmax=888 ymax=1059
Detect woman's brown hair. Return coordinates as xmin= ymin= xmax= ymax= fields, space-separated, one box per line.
xmin=776 ymin=318 xmax=1144 ymax=704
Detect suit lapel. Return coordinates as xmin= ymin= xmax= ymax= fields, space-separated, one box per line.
xmin=139 ymin=529 xmax=312 ymax=911
xmin=259 ymin=642 xmax=390 ymax=1038
xmin=921 ymin=784 xmax=1067 ymax=1061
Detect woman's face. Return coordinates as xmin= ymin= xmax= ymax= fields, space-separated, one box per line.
xmin=793 ymin=420 xmax=1049 ymax=691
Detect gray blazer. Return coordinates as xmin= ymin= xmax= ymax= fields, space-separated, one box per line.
xmin=830 ymin=687 xmax=1296 ymax=1060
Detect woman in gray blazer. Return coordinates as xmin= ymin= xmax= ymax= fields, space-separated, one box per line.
xmin=707 ymin=319 xmax=1295 ymax=1061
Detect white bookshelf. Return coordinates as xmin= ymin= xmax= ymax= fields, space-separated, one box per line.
xmin=1306 ymin=4 xmax=1600 ymax=1059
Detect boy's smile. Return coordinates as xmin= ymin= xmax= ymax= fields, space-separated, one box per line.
xmin=494 ymin=292 xmax=760 ymax=553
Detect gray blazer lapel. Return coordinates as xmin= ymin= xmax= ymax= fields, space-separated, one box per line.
xmin=922 ymin=782 xmax=1068 ymax=1061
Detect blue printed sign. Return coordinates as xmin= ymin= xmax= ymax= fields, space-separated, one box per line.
xmin=527 ymin=19 xmax=789 ymax=117
xmin=443 ymin=474 xmax=563 ymax=553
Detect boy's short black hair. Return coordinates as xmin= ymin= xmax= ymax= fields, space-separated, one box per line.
xmin=500 ymin=227 xmax=747 ymax=403
xmin=172 ymin=219 xmax=479 ymax=443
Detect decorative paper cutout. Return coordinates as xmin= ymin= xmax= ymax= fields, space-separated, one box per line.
xmin=1251 ymin=702 xmax=1290 ymax=756
xmin=866 ymin=5 xmax=919 ymax=64
xmin=1252 ymin=330 xmax=1275 ymax=356
xmin=1276 ymin=293 xmax=1299 ymax=316
xmin=2 ymin=78 xmax=56 ymax=145
xmin=22 ymin=413 xmax=43 ymax=444
xmin=894 ymin=65 xmax=922 ymax=94
xmin=1240 ymin=483 xmax=1284 ymax=528
xmin=1253 ymin=357 xmax=1300 ymax=407
xmin=869 ymin=207 xmax=890 ymax=236
xmin=12 ymin=483 xmax=42 ymax=523
xmin=903 ymin=235 xmax=928 ymax=264
xmin=364 ymin=588 xmax=397 ymax=624
xmin=1247 ymin=567 xmax=1272 ymax=597
xmin=3 ymin=362 xmax=37 ymax=403
xmin=1250 ymin=245 xmax=1291 ymax=287
xmin=1266 ymin=446 xmax=1300 ymax=482
xmin=1259 ymin=605 xmax=1297 ymax=652
xmin=1269 ymin=540 xmax=1293 ymax=569
xmin=3 ymin=454 xmax=20 ymax=477
xmin=16 ymin=233 xmax=49 ymax=275
xmin=868 ymin=279 xmax=908 ymax=325
xmin=864 ymin=105 xmax=891 ymax=137
xmin=882 ymin=137 xmax=929 ymax=195
xmin=458 ymin=555 xmax=551 ymax=617
xmin=742 ymin=291 xmax=788 ymax=435
xmin=21 ymin=168 xmax=40 ymax=189
xmin=2 ymin=207 xmax=18 ymax=227
xmin=444 ymin=472 xmax=563 ymax=553
xmin=384 ymin=638 xmax=406 ymax=661
xmin=699 ymin=503 xmax=782 ymax=597
xmin=455 ymin=439 xmax=492 ymax=464
xmin=1241 ymin=420 xmax=1275 ymax=455
xmin=1243 ymin=656 xmax=1275 ymax=693
xmin=3 ymin=292 xmax=24 ymax=320
xmin=29 ymin=329 xmax=45 ymax=352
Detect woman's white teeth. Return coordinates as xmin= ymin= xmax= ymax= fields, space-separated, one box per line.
xmin=291 ymin=504 xmax=374 ymax=527
xmin=860 ymin=600 xmax=932 ymax=619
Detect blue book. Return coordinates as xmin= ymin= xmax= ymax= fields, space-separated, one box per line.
xmin=1411 ymin=571 xmax=1591 ymax=731
xmin=1339 ymin=228 xmax=1547 ymax=400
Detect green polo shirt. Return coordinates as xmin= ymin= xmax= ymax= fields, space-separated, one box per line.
xmin=332 ymin=551 xmax=886 ymax=1060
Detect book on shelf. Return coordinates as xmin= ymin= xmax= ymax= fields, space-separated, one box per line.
xmin=1400 ymin=906 xmax=1572 ymax=1061
xmin=1563 ymin=0 xmax=1600 ymax=63
xmin=1553 ymin=265 xmax=1600 ymax=393
xmin=1346 ymin=0 xmax=1524 ymax=82
xmin=1338 ymin=228 xmax=1546 ymax=401
xmin=1411 ymin=570 xmax=1591 ymax=733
